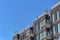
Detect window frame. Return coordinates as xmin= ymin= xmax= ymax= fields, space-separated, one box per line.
xmin=56 ymin=10 xmax=59 ymax=21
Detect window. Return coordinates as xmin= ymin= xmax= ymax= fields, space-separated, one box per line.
xmin=55 ymin=24 xmax=58 ymax=33
xmin=58 ymin=36 xmax=60 ymax=40
xmin=36 ymin=35 xmax=38 ymax=40
xmin=21 ymin=36 xmax=22 ymax=40
xmin=42 ymin=20 xmax=46 ymax=25
xmin=22 ymin=36 xmax=23 ymax=40
xmin=40 ymin=20 xmax=46 ymax=30
xmin=40 ymin=22 xmax=41 ymax=30
xmin=58 ymin=23 xmax=60 ymax=33
xmin=38 ymin=23 xmax=40 ymax=31
xmin=51 ymin=26 xmax=56 ymax=35
xmin=52 ymin=26 xmax=56 ymax=35
xmin=46 ymin=31 xmax=50 ymax=36
xmin=30 ymin=30 xmax=33 ymax=34
xmin=23 ymin=35 xmax=24 ymax=39
xmin=36 ymin=24 xmax=38 ymax=33
xmin=54 ymin=38 xmax=56 ymax=40
xmin=42 ymin=31 xmax=46 ymax=38
xmin=52 ymin=14 xmax=54 ymax=23
xmin=40 ymin=20 xmax=46 ymax=29
xmin=40 ymin=33 xmax=42 ymax=40
xmin=56 ymin=11 xmax=59 ymax=21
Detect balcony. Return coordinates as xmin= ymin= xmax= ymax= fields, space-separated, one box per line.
xmin=26 ymin=32 xmax=34 ymax=37
xmin=42 ymin=23 xmax=51 ymax=29
xmin=42 ymin=32 xmax=52 ymax=40
xmin=28 ymin=33 xmax=34 ymax=37
xmin=26 ymin=33 xmax=34 ymax=37
xmin=43 ymin=36 xmax=52 ymax=40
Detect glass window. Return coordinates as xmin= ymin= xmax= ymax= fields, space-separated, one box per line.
xmin=38 ymin=23 xmax=40 ymax=31
xmin=52 ymin=14 xmax=54 ymax=23
xmin=59 ymin=36 xmax=60 ymax=40
xmin=30 ymin=30 xmax=33 ymax=34
xmin=53 ymin=26 xmax=56 ymax=35
xmin=40 ymin=20 xmax=46 ymax=29
xmin=55 ymin=24 xmax=58 ymax=33
xmin=56 ymin=11 xmax=59 ymax=21
xmin=43 ymin=20 xmax=46 ymax=25
xmin=40 ymin=33 xmax=42 ymax=40
xmin=41 ymin=21 xmax=43 ymax=26
xmin=54 ymin=38 xmax=56 ymax=40
xmin=42 ymin=31 xmax=46 ymax=38
xmin=58 ymin=23 xmax=60 ymax=33
xmin=40 ymin=22 xmax=41 ymax=30
xmin=21 ymin=36 xmax=22 ymax=40
xmin=36 ymin=35 xmax=38 ymax=40
xmin=23 ymin=35 xmax=24 ymax=39
xmin=36 ymin=24 xmax=38 ymax=33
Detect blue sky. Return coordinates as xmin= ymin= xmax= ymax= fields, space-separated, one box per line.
xmin=0 ymin=0 xmax=57 ymax=40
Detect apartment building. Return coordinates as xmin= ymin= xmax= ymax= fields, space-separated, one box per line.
xmin=13 ymin=33 xmax=20 ymax=40
xmin=13 ymin=0 xmax=60 ymax=40
xmin=33 ymin=0 xmax=60 ymax=40
xmin=13 ymin=26 xmax=34 ymax=40
xmin=33 ymin=11 xmax=52 ymax=40
xmin=50 ymin=1 xmax=60 ymax=40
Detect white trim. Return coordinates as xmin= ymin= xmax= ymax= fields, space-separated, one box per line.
xmin=35 ymin=12 xmax=49 ymax=21
xmin=51 ymin=1 xmax=60 ymax=10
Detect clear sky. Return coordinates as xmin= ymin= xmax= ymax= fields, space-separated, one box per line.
xmin=0 ymin=0 xmax=57 ymax=40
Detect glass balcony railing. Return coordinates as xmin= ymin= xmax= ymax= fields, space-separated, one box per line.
xmin=26 ymin=31 xmax=34 ymax=37
xmin=40 ymin=20 xmax=51 ymax=29
xmin=42 ymin=31 xmax=52 ymax=39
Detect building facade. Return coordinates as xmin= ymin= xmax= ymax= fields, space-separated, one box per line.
xmin=50 ymin=1 xmax=60 ymax=40
xmin=13 ymin=0 xmax=60 ymax=40
xmin=13 ymin=26 xmax=34 ymax=40
xmin=34 ymin=1 xmax=60 ymax=40
xmin=13 ymin=33 xmax=20 ymax=40
xmin=33 ymin=11 xmax=52 ymax=40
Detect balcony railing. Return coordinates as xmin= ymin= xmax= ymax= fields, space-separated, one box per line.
xmin=42 ymin=31 xmax=52 ymax=40
xmin=42 ymin=22 xmax=51 ymax=29
xmin=26 ymin=31 xmax=34 ymax=37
